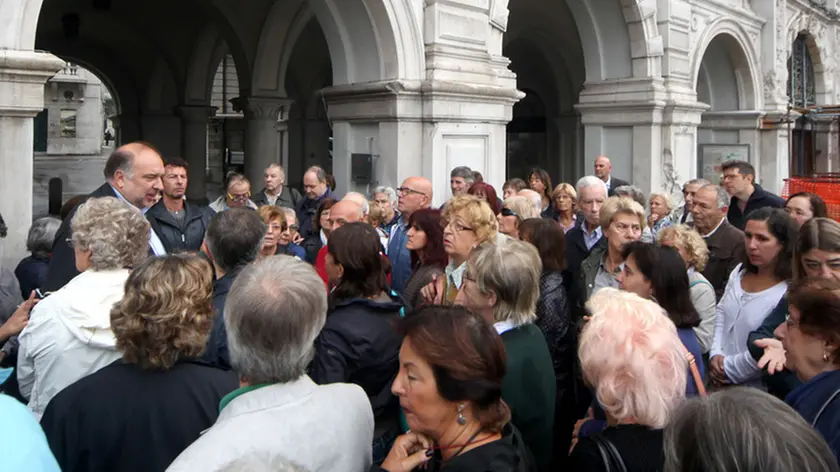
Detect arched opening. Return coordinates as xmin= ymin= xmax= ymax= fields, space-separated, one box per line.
xmin=788 ymin=33 xmax=819 ymax=176
xmin=32 ymin=62 xmax=118 ymax=217
xmin=694 ymin=31 xmax=760 ymax=182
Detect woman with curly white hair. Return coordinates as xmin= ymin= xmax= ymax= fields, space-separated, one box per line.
xmin=17 ymin=197 xmax=151 ymax=419
xmin=570 ymin=288 xmax=687 ymax=471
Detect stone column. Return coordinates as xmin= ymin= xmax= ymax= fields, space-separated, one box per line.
xmin=0 ymin=50 xmax=65 ymax=267
xmin=176 ymin=105 xmax=217 ymax=203
xmin=759 ymin=111 xmax=792 ymax=194
xmin=140 ymin=112 xmax=182 ymax=158
xmin=231 ymin=96 xmax=292 ymax=187
xmin=111 ymin=113 xmax=141 ymax=144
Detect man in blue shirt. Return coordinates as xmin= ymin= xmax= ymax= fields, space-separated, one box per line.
xmin=388 ymin=177 xmax=432 ymax=294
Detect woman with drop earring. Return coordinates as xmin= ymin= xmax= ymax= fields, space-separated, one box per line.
xmin=376 ymin=306 xmax=537 ymax=472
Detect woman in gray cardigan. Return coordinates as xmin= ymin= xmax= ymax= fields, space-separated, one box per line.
xmin=658 ymin=224 xmax=717 ymax=354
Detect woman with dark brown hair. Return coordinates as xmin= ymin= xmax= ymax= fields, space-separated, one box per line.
xmin=300 ymin=197 xmax=337 ymax=263
xmin=376 ymin=306 xmax=536 ymax=472
xmin=39 ymin=254 xmax=239 ymax=472
xmin=518 ymin=218 xmax=576 ymax=465
xmin=402 ymin=209 xmax=448 ymax=313
xmin=310 ymin=222 xmax=405 ymax=465
xmin=528 ymin=168 xmax=553 ymax=217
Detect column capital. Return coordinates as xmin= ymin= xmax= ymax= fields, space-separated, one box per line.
xmin=0 ymin=50 xmax=65 ymax=117
xmin=230 ymin=96 xmax=293 ymax=121
xmin=176 ymin=105 xmax=217 ymax=123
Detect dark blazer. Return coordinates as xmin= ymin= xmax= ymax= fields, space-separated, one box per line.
xmin=563 ymin=227 xmax=602 ymax=317
xmin=202 ymin=270 xmax=240 ymax=370
xmin=40 ymin=359 xmax=238 ymax=472
xmin=145 ymin=200 xmax=213 ymax=254
xmin=296 ymin=188 xmax=335 ymax=239
xmin=700 ymin=219 xmax=745 ymax=300
xmin=42 ymin=183 xmax=119 ymax=292
xmin=607 ymin=177 xmax=630 ymax=196
xmin=727 ymin=184 xmax=785 ymax=231
xmin=252 ymin=186 xmax=303 ymax=210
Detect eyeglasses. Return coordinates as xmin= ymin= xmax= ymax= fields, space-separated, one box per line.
xmin=784 ymin=312 xmax=800 ymax=328
xmin=500 ymin=208 xmax=519 ymax=219
xmin=440 ymin=219 xmax=475 ymax=233
xmin=397 ymin=187 xmax=426 ymax=197
xmin=227 ymin=191 xmax=252 ymax=201
xmin=289 ymin=224 xmax=300 ymax=232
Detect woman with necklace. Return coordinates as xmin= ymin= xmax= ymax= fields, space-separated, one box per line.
xmin=376 ymin=306 xmax=536 ymax=472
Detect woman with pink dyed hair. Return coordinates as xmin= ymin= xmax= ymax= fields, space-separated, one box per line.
xmin=570 ymin=288 xmax=687 ymax=472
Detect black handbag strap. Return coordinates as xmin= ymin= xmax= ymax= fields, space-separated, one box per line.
xmin=590 ymin=434 xmax=628 ymax=472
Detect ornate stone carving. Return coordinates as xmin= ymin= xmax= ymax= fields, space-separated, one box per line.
xmin=230 ymin=96 xmax=292 ymax=121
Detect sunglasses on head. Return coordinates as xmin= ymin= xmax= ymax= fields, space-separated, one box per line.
xmin=501 ymin=208 xmax=519 ymax=218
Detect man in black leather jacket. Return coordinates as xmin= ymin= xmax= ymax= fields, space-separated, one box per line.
xmin=145 ymin=157 xmax=213 ymax=253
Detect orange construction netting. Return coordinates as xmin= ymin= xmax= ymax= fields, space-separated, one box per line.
xmin=782 ymin=175 xmax=840 ymax=221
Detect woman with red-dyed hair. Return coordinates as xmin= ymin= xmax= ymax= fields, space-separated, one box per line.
xmin=401 ymin=209 xmax=448 ymax=313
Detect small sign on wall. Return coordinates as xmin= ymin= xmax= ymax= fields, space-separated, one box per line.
xmin=697 ymin=144 xmax=750 ymax=183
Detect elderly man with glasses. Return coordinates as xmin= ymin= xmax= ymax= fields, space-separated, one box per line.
xmin=209 ymin=173 xmax=259 ymax=213
xmin=388 ymin=177 xmax=433 ymax=294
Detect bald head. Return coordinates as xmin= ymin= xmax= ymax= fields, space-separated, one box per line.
xmin=328 ymin=200 xmax=363 ymax=232
xmin=594 ymin=156 xmax=612 ymax=181
xmin=104 ymin=141 xmax=164 ymax=209
xmin=397 ymin=176 xmax=432 ymax=216
xmin=518 ymin=189 xmax=542 ymax=214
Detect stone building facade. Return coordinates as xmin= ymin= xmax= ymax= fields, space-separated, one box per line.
xmin=2 ymin=0 xmax=840 ymax=264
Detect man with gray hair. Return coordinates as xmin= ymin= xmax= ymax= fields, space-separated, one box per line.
xmin=201 ymin=208 xmax=267 ymax=369
xmin=44 ymin=142 xmax=167 ymax=292
xmin=168 ymin=257 xmax=374 ymax=472
xmin=254 ymin=163 xmax=302 ymax=210
xmin=449 ymin=166 xmax=474 ymax=198
xmin=342 ymin=192 xmax=370 ymax=216
xmin=564 ymin=176 xmax=609 ymax=309
xmin=679 ymin=178 xmax=711 ymax=224
xmin=14 ymin=217 xmax=60 ymax=299
xmin=690 ymin=184 xmax=745 ymax=300
xmin=371 ymin=186 xmax=399 ymax=232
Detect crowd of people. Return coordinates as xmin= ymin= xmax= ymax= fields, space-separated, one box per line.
xmin=0 ymin=142 xmax=839 ymax=471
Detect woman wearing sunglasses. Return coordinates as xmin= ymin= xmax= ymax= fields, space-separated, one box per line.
xmin=497 ymin=196 xmax=540 ymax=240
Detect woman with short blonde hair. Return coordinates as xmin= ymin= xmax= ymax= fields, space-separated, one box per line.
xmin=40 ymin=254 xmax=239 ymax=472
xmin=454 ymin=239 xmax=556 ymax=469
xmin=658 ymin=224 xmax=717 ymax=353
xmin=17 ymin=197 xmax=150 ymax=419
xmin=257 ymin=205 xmax=288 ymax=259
xmin=421 ymin=195 xmax=498 ymax=305
xmin=551 ymin=183 xmax=578 ymax=232
xmin=648 ymin=191 xmax=674 ymax=236
xmin=571 ymin=288 xmax=687 ymax=469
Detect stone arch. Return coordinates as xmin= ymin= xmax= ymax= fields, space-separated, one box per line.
xmin=253 ymin=0 xmax=424 ymax=92
xmin=787 ymin=31 xmax=827 ymax=104
xmin=0 ymin=0 xmax=46 ymax=49
xmin=34 ymin=35 xmax=141 ymax=115
xmin=691 ymin=20 xmax=762 ymax=111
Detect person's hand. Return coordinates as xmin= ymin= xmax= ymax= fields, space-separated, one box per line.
xmin=709 ymin=355 xmax=730 ymax=385
xmin=755 ymin=338 xmax=787 ymax=375
xmin=420 ymin=275 xmax=445 ymax=305
xmin=292 ymin=233 xmax=304 ymax=245
xmin=0 ymin=291 xmax=39 ymax=341
xmin=380 ymin=432 xmax=434 ymax=472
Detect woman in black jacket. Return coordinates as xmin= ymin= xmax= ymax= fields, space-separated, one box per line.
xmin=300 ymin=197 xmax=337 ymax=263
xmin=308 ymin=222 xmax=404 ymax=464
xmin=518 ymin=218 xmax=575 ymax=467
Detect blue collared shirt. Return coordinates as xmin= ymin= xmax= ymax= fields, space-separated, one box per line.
xmin=109 ymin=185 xmax=167 ymax=256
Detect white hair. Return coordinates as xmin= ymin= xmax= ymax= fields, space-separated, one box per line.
xmin=224 ymin=256 xmax=328 ymax=384
xmin=372 ymin=186 xmax=398 ymax=208
xmin=699 ymin=184 xmax=730 ymax=209
xmin=576 ymin=175 xmax=608 ymax=198
xmin=280 ymin=207 xmax=297 ymax=223
xmin=342 ymin=192 xmax=370 ymax=216
xmin=517 ymin=189 xmax=542 ymax=214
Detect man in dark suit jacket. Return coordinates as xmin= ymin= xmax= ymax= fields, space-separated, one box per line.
xmin=252 ymin=163 xmax=302 ymax=209
xmin=42 ymin=143 xmax=166 ymax=292
xmin=691 ymin=184 xmax=746 ymax=300
xmin=721 ymin=160 xmax=785 ymax=230
xmin=563 ymin=176 xmax=608 ymax=314
xmin=594 ymin=156 xmax=629 ymax=196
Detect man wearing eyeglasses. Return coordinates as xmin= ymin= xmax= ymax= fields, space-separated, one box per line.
xmin=388 ymin=177 xmax=433 ymax=294
xmin=209 ymin=173 xmax=259 ymax=213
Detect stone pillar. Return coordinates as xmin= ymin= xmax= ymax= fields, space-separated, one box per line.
xmin=231 ymin=96 xmax=292 ymax=187
xmin=660 ymin=102 xmax=708 ymax=198
xmin=176 ymin=105 xmax=216 ymax=203
xmin=140 ymin=112 xmax=181 ymax=158
xmin=112 ymin=113 xmax=141 ymax=144
xmin=759 ymin=112 xmax=792 ymax=194
xmin=0 ymin=50 xmax=65 ymax=267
